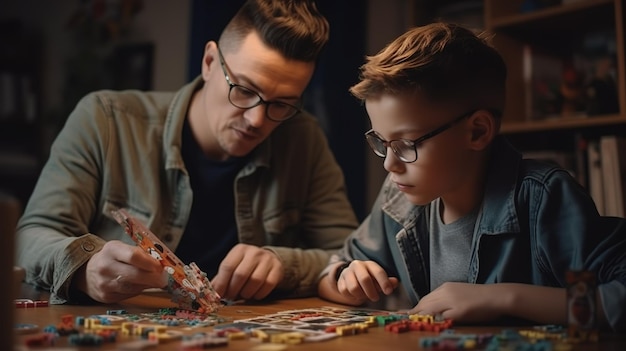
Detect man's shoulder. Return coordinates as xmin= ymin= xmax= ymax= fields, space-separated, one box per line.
xmin=78 ymin=89 xmax=176 ymax=120
xmin=69 ymin=90 xmax=175 ymax=131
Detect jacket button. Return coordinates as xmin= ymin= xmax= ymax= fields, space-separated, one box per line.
xmin=81 ymin=241 xmax=96 ymax=252
xmin=163 ymin=234 xmax=173 ymax=243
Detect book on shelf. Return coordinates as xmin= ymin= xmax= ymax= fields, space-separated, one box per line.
xmin=599 ymin=135 xmax=626 ymax=218
xmin=574 ymin=133 xmax=588 ymax=189
xmin=587 ymin=140 xmax=604 ymax=215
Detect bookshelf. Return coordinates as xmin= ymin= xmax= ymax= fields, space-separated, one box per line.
xmin=484 ymin=0 xmax=626 ymax=215
xmin=484 ymin=0 xmax=626 ymax=132
xmin=409 ymin=0 xmax=626 ymax=214
xmin=410 ymin=0 xmax=625 ymax=132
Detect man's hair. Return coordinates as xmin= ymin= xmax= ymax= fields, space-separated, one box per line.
xmin=350 ymin=22 xmax=507 ymax=111
xmin=219 ymin=0 xmax=329 ymax=62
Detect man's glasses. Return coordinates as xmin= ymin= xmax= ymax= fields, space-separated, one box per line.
xmin=365 ymin=109 xmax=478 ymax=163
xmin=217 ymin=46 xmax=302 ymax=122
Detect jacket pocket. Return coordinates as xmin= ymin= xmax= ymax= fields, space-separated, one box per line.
xmin=102 ymin=200 xmax=152 ymax=226
xmin=262 ymin=208 xmax=301 ymax=245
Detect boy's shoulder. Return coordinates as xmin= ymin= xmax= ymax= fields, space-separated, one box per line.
xmin=488 ymin=136 xmax=574 ymax=186
xmin=518 ymin=158 xmax=573 ymax=183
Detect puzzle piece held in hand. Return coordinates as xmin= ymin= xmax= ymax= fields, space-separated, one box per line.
xmin=111 ymin=209 xmax=222 ymax=313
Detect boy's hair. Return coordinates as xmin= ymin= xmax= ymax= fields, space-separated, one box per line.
xmin=219 ymin=0 xmax=329 ymax=62
xmin=350 ymin=22 xmax=507 ymax=112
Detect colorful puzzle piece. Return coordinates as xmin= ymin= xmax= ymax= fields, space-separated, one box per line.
xmin=111 ymin=209 xmax=222 ymax=313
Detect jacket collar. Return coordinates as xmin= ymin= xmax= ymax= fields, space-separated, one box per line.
xmin=163 ymin=76 xmax=203 ymax=170
xmin=162 ymin=76 xmax=272 ymax=173
xmin=476 ymin=136 xmax=523 ymax=235
xmin=381 ymin=136 xmax=523 ymax=235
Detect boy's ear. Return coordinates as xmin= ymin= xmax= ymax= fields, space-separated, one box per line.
xmin=467 ymin=109 xmax=497 ymax=151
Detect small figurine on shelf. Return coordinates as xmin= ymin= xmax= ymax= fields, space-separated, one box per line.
xmin=559 ymin=64 xmax=587 ymax=117
xmin=586 ymin=56 xmax=619 ymax=116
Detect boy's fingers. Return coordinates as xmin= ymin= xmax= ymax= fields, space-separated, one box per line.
xmin=371 ymin=270 xmax=396 ymax=295
xmin=389 ymin=277 xmax=399 ymax=289
xmin=359 ymin=278 xmax=381 ymax=301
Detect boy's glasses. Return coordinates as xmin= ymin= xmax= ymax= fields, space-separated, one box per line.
xmin=217 ymin=46 xmax=302 ymax=122
xmin=365 ymin=109 xmax=477 ymax=163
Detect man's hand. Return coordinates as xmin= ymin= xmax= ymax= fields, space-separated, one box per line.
xmin=211 ymin=243 xmax=284 ymax=301
xmin=75 ymin=240 xmax=166 ymax=303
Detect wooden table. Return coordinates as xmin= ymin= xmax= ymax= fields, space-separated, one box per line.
xmin=14 ymin=289 xmax=626 ymax=351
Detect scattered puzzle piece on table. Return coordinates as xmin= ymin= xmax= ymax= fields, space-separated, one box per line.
xmin=179 ymin=332 xmax=229 ymax=350
xmin=19 ymin=304 xmax=586 ymax=350
xmin=111 ymin=208 xmax=222 ymax=314
xmin=216 ymin=306 xmax=452 ymax=342
xmin=14 ymin=323 xmax=39 ymax=334
xmin=15 ymin=299 xmax=48 ymax=308
xmin=24 ymin=332 xmax=58 ymax=347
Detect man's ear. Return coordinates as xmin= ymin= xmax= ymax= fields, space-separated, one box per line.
xmin=201 ymin=41 xmax=218 ymax=81
xmin=467 ymin=109 xmax=497 ymax=151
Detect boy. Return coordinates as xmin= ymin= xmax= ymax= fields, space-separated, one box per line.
xmin=318 ymin=22 xmax=626 ymax=332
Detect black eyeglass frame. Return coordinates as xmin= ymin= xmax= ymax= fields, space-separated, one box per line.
xmin=216 ymin=46 xmax=302 ymax=122
xmin=364 ymin=109 xmax=481 ymax=163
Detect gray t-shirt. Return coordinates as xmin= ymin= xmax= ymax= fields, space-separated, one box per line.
xmin=429 ymin=198 xmax=478 ymax=291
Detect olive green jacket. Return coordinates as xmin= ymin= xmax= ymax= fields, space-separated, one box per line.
xmin=16 ymin=77 xmax=358 ymax=304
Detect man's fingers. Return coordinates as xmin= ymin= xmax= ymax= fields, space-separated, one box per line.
xmin=218 ymin=260 xmax=255 ymax=300
xmin=247 ymin=262 xmax=283 ymax=300
xmin=211 ymin=245 xmax=247 ymax=298
xmin=239 ymin=263 xmax=272 ymax=299
xmin=213 ymin=245 xmax=284 ymax=301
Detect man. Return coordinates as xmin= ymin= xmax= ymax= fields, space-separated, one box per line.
xmin=16 ymin=0 xmax=357 ymax=305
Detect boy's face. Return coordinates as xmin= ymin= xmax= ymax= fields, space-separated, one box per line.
xmin=365 ymin=92 xmax=478 ymax=206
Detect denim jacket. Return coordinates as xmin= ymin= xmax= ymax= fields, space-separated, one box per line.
xmin=16 ymin=76 xmax=358 ymax=303
xmin=330 ymin=136 xmax=626 ymax=332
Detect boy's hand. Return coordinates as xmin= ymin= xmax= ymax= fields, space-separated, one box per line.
xmin=336 ymin=260 xmax=399 ymax=303
xmin=409 ymin=282 xmax=503 ymax=322
xmin=75 ymin=240 xmax=166 ymax=303
xmin=211 ymin=243 xmax=284 ymax=301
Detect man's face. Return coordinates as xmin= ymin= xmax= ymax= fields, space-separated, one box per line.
xmin=365 ymin=92 xmax=476 ymax=206
xmin=193 ymin=31 xmax=315 ymax=160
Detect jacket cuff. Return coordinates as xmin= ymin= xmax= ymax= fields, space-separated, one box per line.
xmin=262 ymin=247 xmax=299 ymax=291
xmin=52 ymin=234 xmax=105 ymax=302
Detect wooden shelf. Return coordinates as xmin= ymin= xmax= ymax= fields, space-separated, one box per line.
xmin=485 ymin=0 xmax=625 ymax=132
xmin=490 ymin=0 xmax=614 ymax=29
xmin=501 ymin=113 xmax=626 ymax=134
